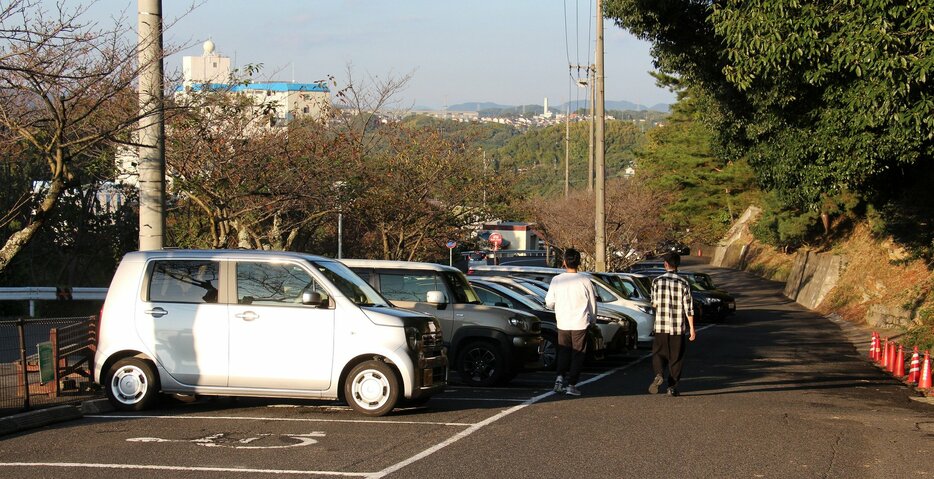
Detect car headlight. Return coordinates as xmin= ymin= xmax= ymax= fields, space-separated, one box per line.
xmin=700 ymin=297 xmax=720 ymax=305
xmin=509 ymin=316 xmax=529 ymax=332
xmin=595 ymin=314 xmax=619 ymax=324
xmin=637 ymin=305 xmax=654 ymax=315
xmin=405 ymin=326 xmax=421 ymax=351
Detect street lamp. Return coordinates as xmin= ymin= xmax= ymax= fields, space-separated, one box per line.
xmin=334 ymin=181 xmax=347 ymax=259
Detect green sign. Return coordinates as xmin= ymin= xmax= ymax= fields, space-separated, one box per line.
xmin=37 ymin=341 xmax=54 ymax=384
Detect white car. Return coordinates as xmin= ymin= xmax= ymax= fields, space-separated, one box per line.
xmin=95 ymin=250 xmax=447 ymax=416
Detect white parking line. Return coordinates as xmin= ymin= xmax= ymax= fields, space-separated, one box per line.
xmin=0 ymin=462 xmax=372 ymax=476
xmin=430 ymin=397 xmax=528 ymax=403
xmin=370 ymin=324 xmax=717 ymax=479
xmin=86 ymin=414 xmax=472 ymax=427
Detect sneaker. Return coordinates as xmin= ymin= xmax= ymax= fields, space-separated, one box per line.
xmin=648 ymin=374 xmax=664 ymax=394
xmin=666 ymin=387 xmax=679 ymax=397
xmin=565 ymin=384 xmax=581 ymax=396
xmin=553 ymin=376 xmax=565 ymax=393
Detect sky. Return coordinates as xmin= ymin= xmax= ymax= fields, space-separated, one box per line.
xmin=80 ymin=0 xmax=675 ymax=109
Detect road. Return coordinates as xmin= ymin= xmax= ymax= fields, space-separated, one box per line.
xmin=0 ymin=263 xmax=931 ymax=478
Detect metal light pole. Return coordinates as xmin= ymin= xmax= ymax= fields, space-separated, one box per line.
xmin=588 ymin=65 xmax=595 ymax=192
xmin=594 ymin=0 xmax=607 ymax=272
xmin=337 ymin=211 xmax=343 ymax=259
xmin=137 ymin=0 xmax=165 ymax=251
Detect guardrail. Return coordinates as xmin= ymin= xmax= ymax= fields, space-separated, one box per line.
xmin=0 ymin=287 xmax=107 ymax=317
xmin=0 ymin=316 xmax=99 ymax=414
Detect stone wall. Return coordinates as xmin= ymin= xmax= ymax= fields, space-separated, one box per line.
xmin=783 ymin=250 xmax=848 ymax=310
xmin=711 ymin=206 xmax=761 ymax=268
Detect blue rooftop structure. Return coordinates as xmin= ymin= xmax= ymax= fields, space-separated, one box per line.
xmin=176 ymin=82 xmax=329 ymax=93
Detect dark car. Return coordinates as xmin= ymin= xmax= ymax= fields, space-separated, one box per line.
xmin=468 ymin=278 xmax=606 ymax=369
xmin=634 ymin=269 xmax=736 ymax=322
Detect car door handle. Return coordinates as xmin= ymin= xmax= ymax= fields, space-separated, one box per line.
xmin=144 ymin=307 xmax=167 ymax=318
xmin=236 ymin=311 xmax=258 ymax=321
xmin=455 ymin=313 xmax=465 ymax=318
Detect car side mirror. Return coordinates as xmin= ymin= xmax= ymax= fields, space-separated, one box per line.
xmin=302 ymin=291 xmax=323 ymax=307
xmin=494 ymin=302 xmax=510 ymax=308
xmin=426 ymin=290 xmax=447 ymax=310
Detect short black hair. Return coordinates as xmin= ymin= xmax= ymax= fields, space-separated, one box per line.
xmin=662 ymin=251 xmax=681 ymax=268
xmin=563 ymin=248 xmax=581 ymax=269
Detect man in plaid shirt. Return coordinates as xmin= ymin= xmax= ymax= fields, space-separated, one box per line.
xmin=649 ymin=252 xmax=696 ymax=396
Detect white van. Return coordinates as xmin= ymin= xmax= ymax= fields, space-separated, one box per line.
xmin=94 ymin=250 xmax=447 ymax=416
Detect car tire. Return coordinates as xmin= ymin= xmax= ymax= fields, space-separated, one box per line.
xmin=456 ymin=340 xmax=507 ymax=387
xmin=541 ymin=332 xmax=558 ymax=371
xmin=105 ymin=357 xmax=159 ymax=411
xmin=343 ymin=360 xmax=400 ymax=417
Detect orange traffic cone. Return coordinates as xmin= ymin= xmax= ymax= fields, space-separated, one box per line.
xmin=882 ymin=338 xmax=891 ymax=368
xmin=887 ymin=341 xmax=898 ymax=373
xmin=868 ymin=332 xmax=878 ymax=360
xmin=894 ymin=344 xmax=905 ymax=377
xmin=919 ymin=352 xmax=933 ymax=389
xmin=907 ymin=347 xmax=921 ymax=384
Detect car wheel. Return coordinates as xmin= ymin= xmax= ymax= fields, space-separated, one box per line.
xmin=456 ymin=340 xmax=507 ymax=387
xmin=343 ymin=360 xmax=400 ymax=417
xmin=541 ymin=333 xmax=558 ymax=371
xmin=105 ymin=357 xmax=159 ymax=411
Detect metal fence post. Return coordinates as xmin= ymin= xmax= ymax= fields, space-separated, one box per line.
xmin=18 ymin=318 xmax=30 ymax=411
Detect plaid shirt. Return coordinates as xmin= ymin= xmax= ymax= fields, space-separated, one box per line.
xmin=651 ymin=272 xmax=694 ymax=335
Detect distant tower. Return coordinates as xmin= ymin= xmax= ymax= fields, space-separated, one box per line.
xmin=543 ymin=97 xmax=549 ymax=115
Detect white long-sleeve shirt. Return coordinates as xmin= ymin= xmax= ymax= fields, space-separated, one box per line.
xmin=545 ymin=272 xmax=597 ymax=331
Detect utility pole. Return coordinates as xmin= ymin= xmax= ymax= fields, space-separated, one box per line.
xmin=138 ymin=0 xmax=165 ymax=251
xmin=564 ymin=92 xmax=570 ymax=197
xmin=594 ymin=0 xmax=606 ymax=272
xmin=588 ymin=65 xmax=595 ymax=192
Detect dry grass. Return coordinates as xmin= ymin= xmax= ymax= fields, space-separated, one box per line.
xmin=817 ymin=224 xmax=932 ymax=323
xmin=744 ymin=242 xmax=796 ymax=282
xmin=741 ymin=223 xmax=934 ymax=350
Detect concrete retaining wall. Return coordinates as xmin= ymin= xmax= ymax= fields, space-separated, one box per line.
xmin=783 ymin=250 xmax=848 ymax=310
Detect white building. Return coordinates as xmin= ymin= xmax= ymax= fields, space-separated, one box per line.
xmin=176 ymin=41 xmax=331 ymax=126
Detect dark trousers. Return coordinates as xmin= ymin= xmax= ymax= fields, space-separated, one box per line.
xmin=556 ymin=329 xmax=588 ymax=385
xmin=652 ymin=333 xmax=687 ymax=388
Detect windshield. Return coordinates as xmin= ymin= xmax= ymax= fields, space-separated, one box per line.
xmin=444 ymin=271 xmax=482 ymax=304
xmin=599 ymin=274 xmax=632 ymax=299
xmin=625 ymin=276 xmax=651 ymax=299
xmin=685 ymin=276 xmax=708 ymax=291
xmin=311 ymin=260 xmax=389 ymax=307
xmin=591 ymin=278 xmax=620 ymax=302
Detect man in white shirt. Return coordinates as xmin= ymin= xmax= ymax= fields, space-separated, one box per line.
xmin=545 ymin=248 xmax=597 ymax=396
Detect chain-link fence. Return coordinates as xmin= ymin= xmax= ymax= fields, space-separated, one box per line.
xmin=0 ymin=316 xmax=100 ymax=416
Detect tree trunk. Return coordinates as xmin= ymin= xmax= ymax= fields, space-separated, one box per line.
xmin=820 ymin=212 xmax=830 ymax=235
xmin=0 ymin=177 xmax=66 ymax=272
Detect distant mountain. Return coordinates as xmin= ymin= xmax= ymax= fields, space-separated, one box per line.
xmin=444 ymin=100 xmax=670 ymax=114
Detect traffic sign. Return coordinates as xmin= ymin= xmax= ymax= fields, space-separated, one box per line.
xmin=489 ymin=233 xmax=503 ymax=247
xmin=446 ymin=240 xmax=457 ymax=249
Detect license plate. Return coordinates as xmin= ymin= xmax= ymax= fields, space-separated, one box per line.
xmin=422 ymin=369 xmax=433 ymax=387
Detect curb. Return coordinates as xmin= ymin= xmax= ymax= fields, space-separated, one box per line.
xmin=0 ymin=398 xmax=113 ymax=437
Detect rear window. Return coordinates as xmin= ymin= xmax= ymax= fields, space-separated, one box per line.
xmin=148 ymin=260 xmax=219 ymax=304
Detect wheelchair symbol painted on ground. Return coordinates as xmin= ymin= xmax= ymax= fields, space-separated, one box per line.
xmin=127 ymin=431 xmax=326 ymax=449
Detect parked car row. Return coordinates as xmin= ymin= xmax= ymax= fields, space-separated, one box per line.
xmin=627 ymin=267 xmax=737 ymax=322
xmin=94 ymin=251 xmax=726 ymax=419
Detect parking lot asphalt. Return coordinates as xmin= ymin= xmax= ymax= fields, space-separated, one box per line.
xmin=1 ymin=262 xmax=933 ymax=478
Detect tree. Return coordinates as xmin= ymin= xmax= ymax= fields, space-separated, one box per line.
xmin=348 ymin=123 xmax=514 ymax=261
xmin=636 ymin=93 xmax=759 ymax=243
xmin=607 ymin=0 xmax=934 ymax=254
xmin=526 ymin=175 xmax=670 ymax=271
xmin=0 ymin=1 xmax=181 ymax=271
xmin=166 ymin=78 xmax=346 ymax=250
